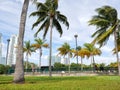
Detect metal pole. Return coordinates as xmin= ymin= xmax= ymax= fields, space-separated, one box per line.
xmin=6 ymin=39 xmax=10 ymax=65
xmin=74 ymin=34 xmax=78 ymax=70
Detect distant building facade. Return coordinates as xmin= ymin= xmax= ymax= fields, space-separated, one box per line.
xmin=0 ymin=57 xmax=6 ymax=65
xmin=48 ymin=56 xmax=61 ymax=66
xmin=61 ymin=58 xmax=69 ymax=65
xmin=7 ymin=35 xmax=18 ymax=66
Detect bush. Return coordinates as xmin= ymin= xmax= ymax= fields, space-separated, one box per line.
xmin=0 ymin=64 xmax=5 ymax=74
xmin=0 ymin=64 xmax=11 ymax=74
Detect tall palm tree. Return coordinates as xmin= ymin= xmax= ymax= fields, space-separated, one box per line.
xmin=13 ymin=0 xmax=37 ymax=83
xmin=30 ymin=0 xmax=69 ymax=76
xmin=84 ymin=43 xmax=101 ymax=71
xmin=32 ymin=38 xmax=49 ymax=69
xmin=88 ymin=6 xmax=120 ymax=75
xmin=23 ymin=40 xmax=35 ymax=70
xmin=13 ymin=0 xmax=29 ymax=83
xmin=58 ymin=42 xmax=72 ymax=74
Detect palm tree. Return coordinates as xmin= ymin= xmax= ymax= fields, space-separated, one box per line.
xmin=32 ymin=38 xmax=49 ymax=69
xmin=23 ymin=40 xmax=35 ymax=70
xmin=84 ymin=43 xmax=101 ymax=71
xmin=13 ymin=0 xmax=37 ymax=83
xmin=88 ymin=6 xmax=120 ymax=75
xmin=57 ymin=42 xmax=72 ymax=74
xmin=72 ymin=47 xmax=90 ymax=71
xmin=78 ymin=48 xmax=90 ymax=71
xmin=30 ymin=0 xmax=69 ymax=76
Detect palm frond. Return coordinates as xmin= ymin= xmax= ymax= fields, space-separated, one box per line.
xmin=36 ymin=2 xmax=48 ymax=11
xmin=32 ymin=16 xmax=46 ymax=29
xmin=23 ymin=40 xmax=35 ymax=56
xmin=53 ymin=18 xmax=63 ymax=37
xmin=43 ymin=18 xmax=50 ymax=39
xmin=57 ymin=12 xmax=69 ymax=29
xmin=57 ymin=42 xmax=71 ymax=57
xmin=88 ymin=15 xmax=110 ymax=28
xmin=34 ymin=18 xmax=50 ymax=37
xmin=53 ymin=0 xmax=58 ymax=10
xmin=97 ymin=23 xmax=117 ymax=44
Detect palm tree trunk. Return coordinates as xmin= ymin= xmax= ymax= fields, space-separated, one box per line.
xmin=49 ymin=18 xmax=53 ymax=77
xmin=114 ymin=31 xmax=120 ymax=75
xmin=25 ymin=54 xmax=28 ymax=70
xmin=13 ymin=0 xmax=29 ymax=83
xmin=68 ymin=52 xmax=70 ymax=74
xmin=81 ymin=57 xmax=83 ymax=71
xmin=6 ymin=39 xmax=10 ymax=65
xmin=93 ymin=56 xmax=95 ymax=72
xmin=39 ymin=48 xmax=42 ymax=70
xmin=91 ymin=55 xmax=93 ymax=71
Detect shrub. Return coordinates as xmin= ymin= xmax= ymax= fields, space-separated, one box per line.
xmin=0 ymin=64 xmax=5 ymax=74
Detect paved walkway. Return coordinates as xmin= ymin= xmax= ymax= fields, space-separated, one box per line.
xmin=24 ymin=71 xmax=118 ymax=76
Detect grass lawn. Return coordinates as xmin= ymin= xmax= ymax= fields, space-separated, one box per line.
xmin=0 ymin=75 xmax=120 ymax=90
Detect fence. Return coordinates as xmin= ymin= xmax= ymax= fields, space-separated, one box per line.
xmin=7 ymin=67 xmax=118 ymax=75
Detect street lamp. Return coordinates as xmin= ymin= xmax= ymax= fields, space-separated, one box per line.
xmin=74 ymin=34 xmax=78 ymax=70
xmin=6 ymin=39 xmax=10 ymax=65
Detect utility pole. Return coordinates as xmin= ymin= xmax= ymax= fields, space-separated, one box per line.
xmin=6 ymin=39 xmax=10 ymax=65
xmin=74 ymin=34 xmax=78 ymax=71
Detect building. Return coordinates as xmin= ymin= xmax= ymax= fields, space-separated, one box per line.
xmin=0 ymin=57 xmax=6 ymax=65
xmin=7 ymin=35 xmax=18 ymax=66
xmin=61 ymin=57 xmax=69 ymax=65
xmin=0 ymin=33 xmax=2 ymax=64
xmin=48 ymin=56 xmax=61 ymax=66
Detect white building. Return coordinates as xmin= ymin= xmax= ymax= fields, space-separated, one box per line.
xmin=61 ymin=58 xmax=69 ymax=65
xmin=48 ymin=56 xmax=61 ymax=66
xmin=7 ymin=35 xmax=18 ymax=66
xmin=0 ymin=57 xmax=6 ymax=65
xmin=0 ymin=33 xmax=2 ymax=64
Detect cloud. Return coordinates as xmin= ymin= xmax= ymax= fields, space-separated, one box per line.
xmin=0 ymin=0 xmax=22 ymax=14
xmin=94 ymin=56 xmax=116 ymax=65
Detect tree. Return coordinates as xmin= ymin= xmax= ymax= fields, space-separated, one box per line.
xmin=0 ymin=64 xmax=5 ymax=74
xmin=57 ymin=42 xmax=72 ymax=74
xmin=23 ymin=40 xmax=35 ymax=70
xmin=13 ymin=0 xmax=37 ymax=83
xmin=88 ymin=6 xmax=120 ymax=75
xmin=54 ymin=62 xmax=65 ymax=71
xmin=13 ymin=0 xmax=29 ymax=83
xmin=84 ymin=43 xmax=101 ymax=71
xmin=78 ymin=48 xmax=91 ymax=71
xmin=108 ymin=62 xmax=118 ymax=68
xmin=30 ymin=0 xmax=69 ymax=77
xmin=24 ymin=61 xmax=37 ymax=69
xmin=32 ymin=38 xmax=48 ymax=69
xmin=72 ymin=47 xmax=90 ymax=71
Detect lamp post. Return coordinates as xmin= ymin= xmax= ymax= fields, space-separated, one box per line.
xmin=74 ymin=34 xmax=78 ymax=70
xmin=6 ymin=39 xmax=10 ymax=65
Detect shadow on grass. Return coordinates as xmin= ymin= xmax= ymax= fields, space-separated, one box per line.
xmin=0 ymin=81 xmax=12 ymax=84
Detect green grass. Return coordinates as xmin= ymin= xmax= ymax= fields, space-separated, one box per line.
xmin=0 ymin=76 xmax=120 ymax=90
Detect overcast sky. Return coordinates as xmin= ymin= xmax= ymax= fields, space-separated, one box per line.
xmin=0 ymin=0 xmax=120 ymax=66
